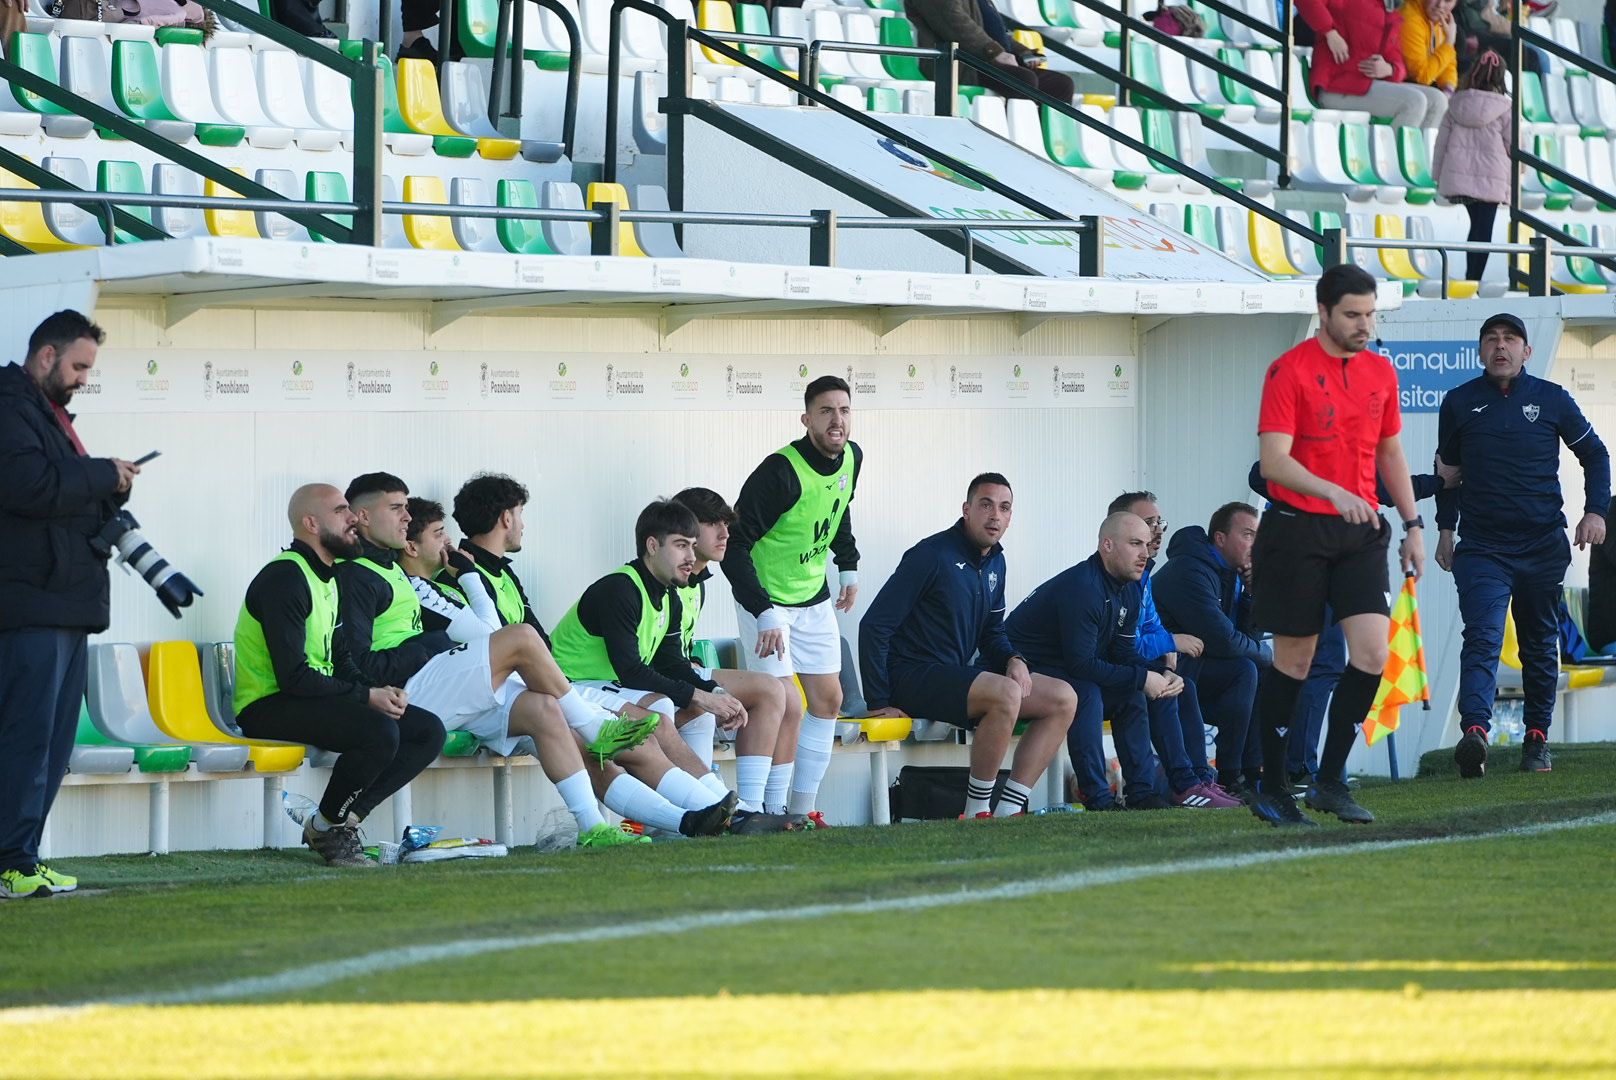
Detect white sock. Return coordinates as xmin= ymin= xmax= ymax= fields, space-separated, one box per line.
xmin=698 ymin=770 xmax=731 ymax=801
xmin=604 ymin=774 xmax=684 ymax=833
xmin=786 ymin=713 xmax=836 ymax=814
xmin=554 ymin=770 xmax=606 ymax=833
xmin=764 ymin=762 xmax=793 ymax=814
xmin=964 ymin=774 xmax=997 ymax=818
xmin=736 ymin=755 xmax=770 ymax=812
xmin=995 ymin=778 xmax=1033 ymax=817
xmin=657 ymin=768 xmax=717 ymax=810
xmin=310 ymin=811 xmax=334 ymax=833
xmin=557 ymin=689 xmax=608 ymax=743
xmin=679 ymin=713 xmax=717 ymax=768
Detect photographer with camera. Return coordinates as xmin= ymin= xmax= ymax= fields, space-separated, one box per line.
xmin=0 ymin=311 xmax=141 ymax=899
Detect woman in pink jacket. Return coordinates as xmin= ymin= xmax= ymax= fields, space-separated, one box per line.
xmin=1294 ymin=0 xmax=1449 ymax=127
xmin=1431 ymin=51 xmax=1513 ymax=279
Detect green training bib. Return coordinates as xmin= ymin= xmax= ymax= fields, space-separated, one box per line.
xmin=749 ymin=443 xmax=855 ymax=605
xmin=351 ymin=556 xmax=422 ymax=649
xmin=233 ymin=550 xmax=337 ymax=714
xmin=551 ymin=566 xmax=669 ymax=682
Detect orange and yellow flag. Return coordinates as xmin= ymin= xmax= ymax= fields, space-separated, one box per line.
xmin=1363 ymin=574 xmax=1430 ymax=746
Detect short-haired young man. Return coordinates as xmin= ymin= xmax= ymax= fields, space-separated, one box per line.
xmin=1153 ymin=502 xmax=1270 ymax=798
xmin=671 ymin=487 xmax=795 ymax=833
xmin=722 ymin=375 xmax=863 ymax=826
xmin=398 ymin=496 xmax=733 ymax=842
xmin=1007 ymin=513 xmax=1187 ymax=810
xmin=337 ymin=474 xmax=679 ymax=849
xmin=1250 ymin=264 xmax=1425 ymax=827
xmin=861 ymin=474 xmax=1077 ymax=818
xmin=235 ymin=484 xmax=445 ymax=867
xmin=448 ymin=480 xmax=739 ymax=837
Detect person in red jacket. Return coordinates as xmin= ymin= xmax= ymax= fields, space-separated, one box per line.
xmin=1295 ymin=0 xmax=1449 ymax=127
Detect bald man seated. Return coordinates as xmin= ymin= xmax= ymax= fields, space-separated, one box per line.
xmin=1006 ymin=512 xmax=1186 ymax=811
xmin=232 ymin=484 xmax=446 ymax=867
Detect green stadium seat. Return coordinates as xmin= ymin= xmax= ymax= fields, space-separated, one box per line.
xmin=1184 ymin=203 xmax=1218 ymax=247
xmin=77 ymin=699 xmax=191 ymax=773
xmin=1396 ymin=126 xmax=1436 ymax=189
xmin=111 ymin=39 xmax=193 ymax=139
xmin=1521 ymin=72 xmax=1553 ymax=125
xmin=1039 ymin=0 xmax=1080 ymax=29
xmin=690 ymin=639 xmax=722 ymax=669
xmin=1563 ymin=223 xmax=1608 ymax=289
xmin=97 ymin=159 xmax=152 ymax=244
xmin=867 ymin=85 xmax=902 ymax=113
xmin=1339 ymin=123 xmax=1383 ymax=186
xmin=69 ymin=699 xmax=136 ymax=774
xmin=1128 ymin=38 xmax=1168 ymax=107
xmin=457 ymin=0 xmax=563 ymax=62
xmin=1532 ymin=135 xmax=1577 ymax=211
xmin=494 ymin=177 xmax=555 ymax=254
xmin=878 ymin=16 xmax=927 ymax=81
xmin=737 ymin=3 xmax=796 ymax=73
xmin=11 ymin=32 xmax=94 ymax=138
xmin=304 ymin=170 xmax=352 ymax=243
xmin=337 ymin=45 xmax=434 ymax=155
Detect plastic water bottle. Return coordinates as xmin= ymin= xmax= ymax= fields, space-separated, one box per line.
xmin=1492 ymin=699 xmax=1525 ymax=745
xmin=1034 ymin=803 xmax=1084 ymax=815
xmin=282 ymin=791 xmax=317 ymax=827
xmin=533 ymin=807 xmax=579 ymax=852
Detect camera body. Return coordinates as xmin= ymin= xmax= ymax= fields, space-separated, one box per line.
xmin=92 ymin=510 xmax=204 ymax=618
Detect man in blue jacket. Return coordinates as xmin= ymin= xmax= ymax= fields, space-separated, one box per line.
xmin=1436 ymin=313 xmax=1610 ymax=777
xmin=1153 ymin=502 xmax=1270 ymax=799
xmin=861 ymin=473 xmax=1076 ymax=817
xmin=0 ymin=311 xmax=142 ymax=899
xmin=1007 ymin=512 xmax=1185 ymax=810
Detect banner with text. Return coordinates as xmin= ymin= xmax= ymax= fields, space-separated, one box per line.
xmin=1383 ymin=339 xmax=1483 ymax=413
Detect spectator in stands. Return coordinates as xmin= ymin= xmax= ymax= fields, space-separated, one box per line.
xmin=551 ymin=499 xmax=790 ymax=834
xmin=447 ymin=476 xmax=742 ymax=837
xmin=1588 ymin=495 xmax=1616 ymax=654
xmin=1295 ymin=0 xmax=1449 ymax=127
xmin=0 ymin=311 xmax=138 ymax=899
xmin=906 ymin=0 xmax=1075 ymax=102
xmin=1007 ymin=512 xmax=1186 ymax=811
xmin=1456 ymin=0 xmax=1544 ymax=72
xmin=269 ymin=0 xmax=332 ymax=38
xmin=1435 ymin=314 xmax=1609 ymax=777
xmin=1402 ymin=0 xmax=1459 ymax=94
xmin=1108 ymin=490 xmax=1240 ymax=808
xmin=336 ymin=473 xmax=678 ymax=849
xmin=1432 ymin=51 xmax=1513 ymax=282
xmin=1153 ymin=502 xmax=1271 ymax=802
xmin=399 ymin=0 xmax=461 ymax=63
xmin=234 ymin=485 xmax=444 ymax=868
xmin=669 ymin=486 xmax=795 ymax=832
xmin=860 ymin=474 xmax=1077 ymax=818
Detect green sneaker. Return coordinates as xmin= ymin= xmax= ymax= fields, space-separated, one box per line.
xmin=582 ymin=713 xmax=661 ymax=765
xmin=577 ymin=822 xmax=653 ymax=848
xmin=0 ymin=867 xmax=49 ymax=899
xmin=35 ymin=864 xmax=77 ymax=893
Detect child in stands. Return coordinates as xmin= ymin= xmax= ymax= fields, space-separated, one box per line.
xmin=1431 ymin=49 xmax=1512 ymax=281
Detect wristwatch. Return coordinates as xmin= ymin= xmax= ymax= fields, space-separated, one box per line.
xmin=1402 ymin=515 xmax=1425 ymax=531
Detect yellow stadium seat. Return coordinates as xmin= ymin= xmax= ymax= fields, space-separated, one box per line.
xmin=1565 ymin=666 xmax=1605 ymax=689
xmin=204 ymin=171 xmax=260 ymax=239
xmin=696 ymin=0 xmax=742 ymax=66
xmin=1248 ymin=210 xmax=1301 ymax=276
xmin=859 ymin=715 xmax=913 ymax=742
xmin=1012 ymin=29 xmax=1045 ymax=50
xmin=1373 ymin=214 xmax=1422 ymax=282
xmin=584 ymin=181 xmax=648 ymax=257
xmin=1081 ymin=93 xmax=1117 ymax=108
xmin=402 ymin=175 xmax=462 ymax=251
xmin=0 ymin=161 xmax=90 ymax=253
xmin=1444 ymin=280 xmax=1480 ymax=299
xmin=1555 ymin=281 xmax=1607 ymax=295
xmin=146 ymin=641 xmax=304 ymax=772
xmin=396 ymin=57 xmax=518 ymax=159
xmin=1501 ymin=603 xmax=1521 ymax=669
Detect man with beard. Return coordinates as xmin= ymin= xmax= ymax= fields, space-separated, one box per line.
xmin=0 ymin=311 xmax=140 ymax=898
xmin=1248 ymin=264 xmax=1425 ymax=828
xmin=722 ymin=375 xmax=863 ymax=827
xmin=234 ymin=484 xmax=445 ymax=867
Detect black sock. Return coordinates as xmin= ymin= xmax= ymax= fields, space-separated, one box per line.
xmin=1318 ymin=664 xmax=1382 ymax=784
xmin=1257 ymin=668 xmax=1305 ymax=797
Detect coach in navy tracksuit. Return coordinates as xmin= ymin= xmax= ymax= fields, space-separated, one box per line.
xmin=1007 ymin=512 xmax=1183 ymax=810
xmin=860 ymin=474 xmax=1076 ymax=818
xmin=1436 ymin=313 xmax=1610 ymax=778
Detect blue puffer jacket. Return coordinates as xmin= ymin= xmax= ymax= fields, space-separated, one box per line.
xmin=1151 ymin=526 xmax=1268 ymax=665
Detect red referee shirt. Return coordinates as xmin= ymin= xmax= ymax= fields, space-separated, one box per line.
xmin=1258 ymin=336 xmax=1401 ymax=516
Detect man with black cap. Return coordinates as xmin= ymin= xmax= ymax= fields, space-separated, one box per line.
xmin=1435 ymin=312 xmax=1609 ymax=777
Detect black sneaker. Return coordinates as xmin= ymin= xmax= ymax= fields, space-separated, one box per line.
xmin=1218 ymin=777 xmax=1259 ymax=806
xmin=1520 ymin=732 xmax=1553 ymax=772
xmin=1249 ymin=789 xmax=1321 ymax=828
xmin=1304 ymin=779 xmax=1375 ymax=824
xmin=679 ymin=791 xmax=739 ymax=837
xmin=303 ymin=818 xmax=373 ymax=867
xmin=727 ymin=809 xmax=797 ymax=834
xmin=1454 ymin=726 xmax=1489 ymax=779
xmin=1125 ymin=792 xmax=1171 ymax=810
xmin=1288 ymin=768 xmax=1314 ymax=792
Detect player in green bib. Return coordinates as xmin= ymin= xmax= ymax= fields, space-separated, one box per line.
xmin=721 ymin=375 xmax=863 ymax=827
xmin=234 ymin=484 xmax=444 ymax=867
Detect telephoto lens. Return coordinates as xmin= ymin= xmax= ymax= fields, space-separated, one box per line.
xmin=97 ymin=511 xmax=205 ymax=617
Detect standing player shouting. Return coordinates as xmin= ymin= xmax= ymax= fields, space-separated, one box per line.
xmin=722 ymin=375 xmax=862 ymax=827
xmin=1249 ymin=265 xmax=1426 ymax=828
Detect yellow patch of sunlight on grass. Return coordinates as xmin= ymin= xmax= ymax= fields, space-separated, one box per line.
xmin=3 ymin=989 xmax=1615 ymax=1079
xmin=1173 ymin=960 xmax=1616 ymax=974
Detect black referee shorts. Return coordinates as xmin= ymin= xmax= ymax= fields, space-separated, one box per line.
xmin=1251 ymin=502 xmax=1391 ymax=638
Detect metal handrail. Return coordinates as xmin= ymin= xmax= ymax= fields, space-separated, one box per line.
xmin=487 ymin=0 xmax=581 ymax=154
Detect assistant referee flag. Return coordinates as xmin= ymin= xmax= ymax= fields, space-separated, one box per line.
xmin=1363 ymin=574 xmax=1429 ymax=746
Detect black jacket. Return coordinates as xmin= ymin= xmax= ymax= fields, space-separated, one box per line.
xmin=0 ymin=362 xmax=124 ymax=632
xmin=1151 ymin=526 xmax=1268 ymax=664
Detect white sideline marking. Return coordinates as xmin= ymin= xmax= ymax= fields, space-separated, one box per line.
xmin=22 ymin=811 xmax=1616 ymax=1013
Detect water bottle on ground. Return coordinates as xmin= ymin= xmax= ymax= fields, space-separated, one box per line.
xmin=534 ymin=807 xmax=579 ymax=852
xmin=282 ymin=791 xmax=317 ymax=828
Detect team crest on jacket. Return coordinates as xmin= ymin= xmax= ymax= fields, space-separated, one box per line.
xmin=1118 ymin=605 xmax=1128 ymax=626
xmin=988 ymin=571 xmax=999 ymax=592
xmin=1523 ymin=404 xmax=1540 ymax=422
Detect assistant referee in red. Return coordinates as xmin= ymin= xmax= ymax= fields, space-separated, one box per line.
xmin=1249 ymin=265 xmax=1426 ymax=828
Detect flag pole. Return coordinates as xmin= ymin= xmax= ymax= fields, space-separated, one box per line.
xmin=1387 ymin=729 xmax=1400 ymax=782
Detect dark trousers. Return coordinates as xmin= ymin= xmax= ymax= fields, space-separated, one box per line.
xmin=239 ymin=693 xmax=444 ymax=823
xmin=1179 ymin=655 xmax=1258 ymax=788
xmin=1463 ymin=201 xmax=1499 ymax=282
xmin=1145 ymin=679 xmax=1198 ymax=794
xmin=0 ymin=628 xmax=88 ymax=873
xmin=1290 ymin=617 xmax=1347 ymax=776
xmin=961 ymin=61 xmax=1075 ymax=103
xmin=1455 ymin=532 xmax=1570 ymax=735
xmin=1059 ymin=677 xmax=1157 ymax=808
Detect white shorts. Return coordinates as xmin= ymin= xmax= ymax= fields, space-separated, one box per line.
xmin=573 ymin=679 xmax=675 ymax=717
xmin=404 ymin=641 xmax=522 ymax=755
xmin=734 ymin=598 xmax=842 ymax=678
